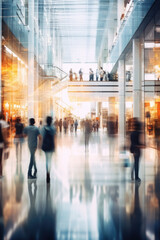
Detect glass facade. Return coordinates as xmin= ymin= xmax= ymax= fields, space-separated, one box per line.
xmin=1 ymin=1 xmax=160 ymax=239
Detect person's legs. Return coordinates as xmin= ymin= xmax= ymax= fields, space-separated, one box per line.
xmin=28 ymin=148 xmax=36 ymax=178
xmin=47 ymin=152 xmax=52 ymax=173
xmin=33 ymin=149 xmax=37 ymax=177
xmin=45 ymin=152 xmax=49 ymax=173
xmin=135 ymin=155 xmax=140 ymax=180
xmin=130 ymin=153 xmax=134 ymax=180
xmin=20 ymin=140 xmax=23 ymax=161
xmin=15 ymin=142 xmax=19 ymax=161
xmin=19 ymin=142 xmax=22 ymax=161
xmin=45 ymin=151 xmax=53 ymax=183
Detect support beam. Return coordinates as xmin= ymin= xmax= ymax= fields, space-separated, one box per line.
xmin=28 ymin=0 xmax=35 ymax=119
xmin=133 ymin=39 xmax=142 ymax=119
xmin=118 ymin=59 xmax=125 ymax=147
xmin=117 ymin=0 xmax=124 ymax=29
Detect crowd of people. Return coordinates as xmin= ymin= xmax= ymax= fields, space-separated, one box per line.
xmin=0 ymin=115 xmax=56 ymax=184
xmin=69 ymin=67 xmax=109 ymax=82
xmin=2 ymin=112 xmax=159 ymax=185
xmin=54 ymin=118 xmax=79 ymax=134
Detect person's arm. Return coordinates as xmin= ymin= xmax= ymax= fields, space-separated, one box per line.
xmin=38 ymin=134 xmax=42 ymax=148
xmin=54 ymin=134 xmax=57 ymax=151
xmin=37 ymin=127 xmax=43 ymax=148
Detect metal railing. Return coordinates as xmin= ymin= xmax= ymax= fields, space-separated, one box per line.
xmin=39 ymin=65 xmax=68 ymax=81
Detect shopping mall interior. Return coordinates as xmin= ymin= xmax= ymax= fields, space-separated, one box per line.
xmin=1 ymin=0 xmax=160 ymax=239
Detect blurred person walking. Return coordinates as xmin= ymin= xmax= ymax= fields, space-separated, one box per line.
xmin=74 ymin=119 xmax=78 ymax=134
xmin=84 ymin=119 xmax=92 ymax=151
xmin=54 ymin=118 xmax=59 ymax=132
xmin=41 ymin=116 xmax=56 ymax=183
xmin=99 ymin=67 xmax=104 ymax=81
xmin=24 ymin=118 xmax=41 ymax=179
xmin=154 ymin=119 xmax=160 ymax=152
xmin=89 ymin=68 xmax=94 ymax=81
xmin=96 ymin=119 xmax=100 ymax=132
xmin=69 ymin=68 xmax=73 ymax=81
xmin=96 ymin=69 xmax=99 ymax=81
xmin=107 ymin=115 xmax=117 ymax=162
xmin=130 ymin=119 xmax=144 ymax=182
xmin=63 ymin=118 xmax=68 ymax=134
xmin=0 ymin=113 xmax=9 ymax=178
xmin=79 ymin=68 xmax=83 ymax=81
xmin=58 ymin=119 xmax=62 ymax=133
xmin=70 ymin=119 xmax=74 ymax=133
xmin=14 ymin=117 xmax=24 ymax=161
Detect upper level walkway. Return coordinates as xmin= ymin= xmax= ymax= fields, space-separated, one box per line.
xmin=67 ymin=80 xmax=160 ymax=101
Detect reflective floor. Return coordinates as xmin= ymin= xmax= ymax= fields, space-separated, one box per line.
xmin=0 ymin=130 xmax=159 ymax=240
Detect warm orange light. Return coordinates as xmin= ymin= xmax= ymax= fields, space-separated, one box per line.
xmin=150 ymin=101 xmax=155 ymax=107
xmin=5 ymin=102 xmax=9 ymax=109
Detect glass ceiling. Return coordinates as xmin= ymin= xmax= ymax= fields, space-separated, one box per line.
xmin=39 ymin=0 xmax=117 ymax=63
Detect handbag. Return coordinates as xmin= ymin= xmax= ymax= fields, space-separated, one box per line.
xmin=120 ymin=149 xmax=131 ymax=168
xmin=123 ymin=156 xmax=130 ymax=168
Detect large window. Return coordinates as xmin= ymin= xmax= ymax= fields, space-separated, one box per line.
xmin=144 ymin=11 xmax=160 ymax=81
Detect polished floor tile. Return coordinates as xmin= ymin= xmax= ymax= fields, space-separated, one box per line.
xmin=0 ymin=131 xmax=159 ymax=240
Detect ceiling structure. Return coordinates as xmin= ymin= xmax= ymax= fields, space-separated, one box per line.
xmin=39 ymin=0 xmax=117 ymax=63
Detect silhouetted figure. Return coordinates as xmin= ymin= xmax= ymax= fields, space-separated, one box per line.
xmin=63 ymin=118 xmax=68 ymax=134
xmin=93 ymin=120 xmax=97 ymax=132
xmin=154 ymin=119 xmax=160 ymax=151
xmin=0 ymin=113 xmax=8 ymax=178
xmin=74 ymin=119 xmax=78 ymax=133
xmin=54 ymin=118 xmax=59 ymax=132
xmin=58 ymin=119 xmax=62 ymax=133
xmin=96 ymin=120 xmax=99 ymax=132
xmin=107 ymin=115 xmax=117 ymax=161
xmin=89 ymin=68 xmax=94 ymax=81
xmin=14 ymin=117 xmax=24 ymax=162
xmin=24 ymin=118 xmax=41 ymax=179
xmin=96 ymin=69 xmax=99 ymax=81
xmin=84 ymin=119 xmax=92 ymax=151
xmin=130 ymin=119 xmax=143 ymax=182
xmin=41 ymin=116 xmax=56 ymax=183
xmin=70 ymin=120 xmax=74 ymax=133
xmin=79 ymin=68 xmax=83 ymax=81
xmin=69 ymin=68 xmax=73 ymax=81
xmin=99 ymin=67 xmax=104 ymax=81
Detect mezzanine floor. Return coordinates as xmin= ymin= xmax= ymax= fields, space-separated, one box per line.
xmin=0 ymin=130 xmax=159 ymax=240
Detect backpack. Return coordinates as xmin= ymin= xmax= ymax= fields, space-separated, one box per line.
xmin=0 ymin=124 xmax=3 ymax=143
xmin=42 ymin=127 xmax=54 ymax=152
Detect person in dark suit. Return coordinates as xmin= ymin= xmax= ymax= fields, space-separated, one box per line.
xmin=130 ymin=119 xmax=144 ymax=182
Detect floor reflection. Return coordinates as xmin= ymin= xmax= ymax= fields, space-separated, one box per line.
xmin=0 ymin=131 xmax=159 ymax=239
